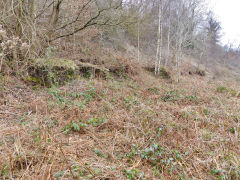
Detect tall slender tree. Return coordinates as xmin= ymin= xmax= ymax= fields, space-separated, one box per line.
xmin=155 ymin=0 xmax=162 ymax=75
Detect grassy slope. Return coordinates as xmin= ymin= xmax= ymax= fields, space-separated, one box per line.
xmin=0 ymin=66 xmax=239 ymax=179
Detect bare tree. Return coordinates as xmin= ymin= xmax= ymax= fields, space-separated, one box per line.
xmin=155 ymin=0 xmax=162 ymax=75
xmin=166 ymin=0 xmax=171 ymax=67
xmin=206 ymin=11 xmax=222 ymax=56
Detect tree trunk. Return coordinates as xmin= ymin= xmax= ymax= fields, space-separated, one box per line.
xmin=29 ymin=0 xmax=35 ymax=21
xmin=16 ymin=0 xmax=24 ymax=37
xmin=137 ymin=21 xmax=140 ymax=62
xmin=0 ymin=55 xmax=3 ymax=73
xmin=48 ymin=0 xmax=63 ymax=40
xmin=28 ymin=0 xmax=35 ymax=46
xmin=176 ymin=30 xmax=183 ymax=83
xmin=50 ymin=0 xmax=62 ymax=26
xmin=155 ymin=0 xmax=162 ymax=75
xmin=166 ymin=2 xmax=171 ymax=67
xmin=157 ymin=15 xmax=163 ymax=74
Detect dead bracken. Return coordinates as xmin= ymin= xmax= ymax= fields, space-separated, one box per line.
xmin=0 ymin=0 xmax=240 ymax=179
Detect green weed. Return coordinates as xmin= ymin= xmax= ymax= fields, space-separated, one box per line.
xmin=124 ymin=169 xmax=145 ymax=180
xmin=217 ymin=86 xmax=228 ymax=93
xmin=87 ymin=117 xmax=104 ymax=127
xmin=62 ymin=121 xmax=88 ymax=134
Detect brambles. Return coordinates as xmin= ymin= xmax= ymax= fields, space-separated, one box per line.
xmin=88 ymin=117 xmax=105 ymax=127
xmin=62 ymin=117 xmax=105 ymax=134
xmin=0 ymin=0 xmax=240 ymax=179
xmin=229 ymin=127 xmax=235 ymax=134
xmin=48 ymin=86 xmax=66 ymax=105
xmin=156 ymin=126 xmax=167 ymax=137
xmin=48 ymin=85 xmax=96 ymax=108
xmin=122 ymin=143 xmax=188 ymax=179
xmin=0 ymin=58 xmax=240 ymax=179
xmin=55 ymin=171 xmax=64 ymax=179
xmin=161 ymin=89 xmax=198 ymax=104
xmin=124 ymin=169 xmax=145 ymax=180
xmin=123 ymin=94 xmax=140 ymax=110
xmin=62 ymin=121 xmax=88 ymax=134
xmin=210 ymin=168 xmax=231 ymax=180
xmin=94 ymin=148 xmax=109 ymax=159
xmin=161 ymin=89 xmax=182 ymax=102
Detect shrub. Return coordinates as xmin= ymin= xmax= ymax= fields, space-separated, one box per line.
xmin=0 ymin=25 xmax=30 ymax=74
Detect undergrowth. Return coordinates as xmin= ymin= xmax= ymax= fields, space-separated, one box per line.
xmin=0 ymin=69 xmax=239 ymax=179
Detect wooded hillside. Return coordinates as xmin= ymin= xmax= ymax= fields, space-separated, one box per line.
xmin=0 ymin=0 xmax=239 ymax=179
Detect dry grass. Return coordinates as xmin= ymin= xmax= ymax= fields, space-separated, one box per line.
xmin=0 ymin=64 xmax=239 ymax=179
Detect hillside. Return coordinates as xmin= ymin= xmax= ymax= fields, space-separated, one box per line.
xmin=1 ymin=0 xmax=240 ymax=179
xmin=0 ymin=61 xmax=239 ymax=179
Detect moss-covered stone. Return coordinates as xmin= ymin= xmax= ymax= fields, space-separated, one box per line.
xmin=159 ymin=67 xmax=171 ymax=79
xmin=28 ymin=58 xmax=78 ymax=87
xmin=144 ymin=66 xmax=171 ymax=79
xmin=33 ymin=58 xmax=77 ymax=70
xmin=77 ymin=62 xmax=109 ymax=78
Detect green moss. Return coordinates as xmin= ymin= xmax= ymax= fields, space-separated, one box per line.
xmin=28 ymin=58 xmax=78 ymax=87
xmin=27 ymin=75 xmax=43 ymax=83
xmin=160 ymin=67 xmax=171 ymax=79
xmin=216 ymin=86 xmax=228 ymax=93
xmin=216 ymin=86 xmax=239 ymax=97
xmin=0 ymin=75 xmax=4 ymax=82
xmin=33 ymin=58 xmax=77 ymax=70
xmin=230 ymin=89 xmax=237 ymax=97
